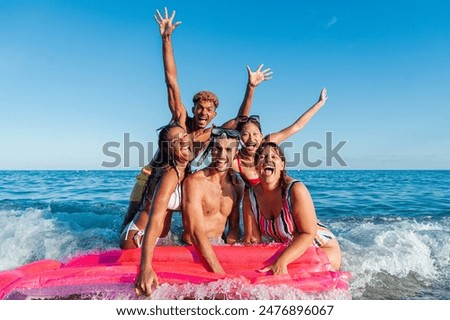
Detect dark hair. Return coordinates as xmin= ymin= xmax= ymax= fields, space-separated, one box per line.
xmin=140 ymin=122 xmax=190 ymax=213
xmin=197 ymin=127 xmax=240 ymax=166
xmin=193 ymin=91 xmax=219 ymax=109
xmin=254 ymin=142 xmax=289 ymax=198
xmin=236 ymin=115 xmax=262 ymax=134
xmin=149 ymin=122 xmax=183 ymax=169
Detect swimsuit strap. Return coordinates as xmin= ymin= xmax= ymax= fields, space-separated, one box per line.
xmin=237 ymin=155 xmax=261 ymax=187
xmin=248 ymin=185 xmax=294 ymax=243
xmin=286 ymin=180 xmax=302 ymax=213
xmin=248 ymin=187 xmax=261 ymax=221
xmin=237 ymin=156 xmax=244 ymax=175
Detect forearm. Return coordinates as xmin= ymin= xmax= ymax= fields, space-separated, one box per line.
xmin=293 ymin=100 xmax=325 ymax=130
xmin=266 ymin=101 xmax=325 ymax=144
xmin=162 ymin=36 xmax=184 ymax=119
xmin=276 ymin=233 xmax=315 ymax=267
xmin=192 ymin=232 xmax=225 ymax=273
xmin=139 ymin=216 xmax=165 ymax=270
xmin=162 ymin=37 xmax=177 ymax=85
xmin=237 ymin=82 xmax=256 ymax=118
xmin=220 ymin=83 xmax=255 ymax=129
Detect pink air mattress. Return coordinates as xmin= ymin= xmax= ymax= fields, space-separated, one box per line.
xmin=0 ymin=244 xmax=351 ymax=299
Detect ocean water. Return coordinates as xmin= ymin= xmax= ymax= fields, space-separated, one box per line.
xmin=0 ymin=170 xmax=449 ymax=300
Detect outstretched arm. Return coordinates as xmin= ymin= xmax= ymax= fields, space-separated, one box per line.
xmin=221 ymin=64 xmax=273 ymax=129
xmin=154 ymin=7 xmax=187 ymax=125
xmin=182 ymin=177 xmax=225 ymax=273
xmin=265 ymin=88 xmax=328 ymax=144
xmin=134 ymin=170 xmax=179 ymax=296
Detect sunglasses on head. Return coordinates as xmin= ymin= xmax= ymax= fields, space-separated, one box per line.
xmin=237 ymin=115 xmax=260 ymax=124
xmin=211 ymin=127 xmax=240 ymax=139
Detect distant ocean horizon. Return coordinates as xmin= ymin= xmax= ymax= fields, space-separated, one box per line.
xmin=0 ymin=170 xmax=449 ymax=299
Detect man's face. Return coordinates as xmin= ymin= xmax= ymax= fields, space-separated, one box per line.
xmin=211 ymin=137 xmax=238 ymax=172
xmin=192 ymin=100 xmax=216 ymax=129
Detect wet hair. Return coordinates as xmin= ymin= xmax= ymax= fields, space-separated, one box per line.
xmin=192 ymin=91 xmax=219 ymax=109
xmin=254 ymin=142 xmax=289 ymax=198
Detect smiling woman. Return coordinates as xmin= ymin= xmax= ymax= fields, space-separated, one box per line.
xmin=120 ymin=122 xmax=193 ymax=247
xmin=243 ymin=142 xmax=342 ymax=272
xmin=233 ymin=89 xmax=328 ymax=186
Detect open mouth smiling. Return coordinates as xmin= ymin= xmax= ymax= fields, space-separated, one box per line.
xmin=179 ymin=141 xmax=191 ymax=151
xmin=263 ymin=164 xmax=275 ymax=176
xmin=246 ymin=142 xmax=257 ymax=149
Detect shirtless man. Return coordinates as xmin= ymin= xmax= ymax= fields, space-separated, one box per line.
xmin=182 ymin=127 xmax=244 ymax=273
xmin=121 ymin=7 xmax=271 ymax=230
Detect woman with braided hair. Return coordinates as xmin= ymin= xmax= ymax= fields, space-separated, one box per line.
xmin=120 ymin=122 xmax=193 ymax=250
xmin=243 ymin=142 xmax=341 ymax=272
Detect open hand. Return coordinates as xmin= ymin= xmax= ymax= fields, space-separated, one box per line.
xmin=247 ymin=64 xmax=273 ymax=87
xmin=154 ymin=7 xmax=181 ymax=38
xmin=318 ymin=88 xmax=328 ymax=104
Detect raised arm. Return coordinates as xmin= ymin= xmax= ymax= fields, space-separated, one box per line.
xmin=154 ymin=7 xmax=187 ymax=125
xmin=261 ymin=182 xmax=317 ymax=275
xmin=265 ymin=88 xmax=328 ymax=144
xmin=182 ymin=176 xmax=225 ymax=273
xmin=221 ymin=64 xmax=273 ymax=129
xmin=134 ymin=169 xmax=179 ymax=296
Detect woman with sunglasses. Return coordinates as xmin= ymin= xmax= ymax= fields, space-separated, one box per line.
xmin=120 ymin=122 xmax=193 ymax=295
xmin=233 ymin=88 xmax=328 ymax=186
xmin=243 ymin=142 xmax=341 ymax=273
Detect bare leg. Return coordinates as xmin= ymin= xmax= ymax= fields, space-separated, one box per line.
xmin=320 ymin=238 xmax=342 ymax=270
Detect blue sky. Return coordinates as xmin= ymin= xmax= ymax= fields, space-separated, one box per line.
xmin=1 ymin=0 xmax=449 ymax=170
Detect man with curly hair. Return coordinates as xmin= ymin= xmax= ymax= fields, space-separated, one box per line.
xmin=121 ymin=7 xmax=272 ymax=229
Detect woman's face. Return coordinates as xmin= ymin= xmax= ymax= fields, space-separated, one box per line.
xmin=256 ymin=145 xmax=285 ymax=184
xmin=167 ymin=126 xmax=193 ymax=163
xmin=240 ymin=122 xmax=263 ymax=155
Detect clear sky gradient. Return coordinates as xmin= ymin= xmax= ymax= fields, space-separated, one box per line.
xmin=1 ymin=0 xmax=449 ymax=170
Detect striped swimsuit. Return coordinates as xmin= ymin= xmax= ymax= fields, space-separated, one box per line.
xmin=248 ymin=180 xmax=335 ymax=247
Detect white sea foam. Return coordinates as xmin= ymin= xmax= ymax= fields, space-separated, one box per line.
xmin=332 ymin=217 xmax=450 ymax=299
xmin=1 ymin=206 xmax=448 ymax=299
xmin=150 ymin=279 xmax=351 ymax=300
xmin=0 ymin=207 xmax=120 ymax=271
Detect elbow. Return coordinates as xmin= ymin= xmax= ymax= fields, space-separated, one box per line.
xmin=165 ymin=74 xmax=177 ymax=86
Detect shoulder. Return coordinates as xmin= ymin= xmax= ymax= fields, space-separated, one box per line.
xmin=185 ymin=116 xmax=195 ymax=133
xmin=160 ymin=167 xmax=180 ymax=181
xmin=288 ymin=180 xmax=312 ymax=202
xmin=288 ymin=179 xmax=307 ymax=191
xmin=183 ymin=169 xmax=207 ymax=188
xmin=154 ymin=168 xmax=180 ymax=191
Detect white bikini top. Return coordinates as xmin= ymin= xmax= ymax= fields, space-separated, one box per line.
xmin=167 ymin=183 xmax=182 ymax=211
